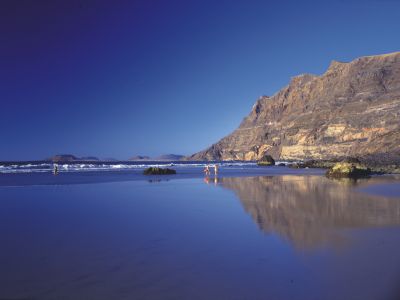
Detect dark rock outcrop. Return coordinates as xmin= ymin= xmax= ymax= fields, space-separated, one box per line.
xmin=143 ymin=167 xmax=176 ymax=175
xmin=326 ymin=162 xmax=371 ymax=178
xmin=257 ymin=154 xmax=275 ymax=166
xmin=190 ymin=52 xmax=400 ymax=163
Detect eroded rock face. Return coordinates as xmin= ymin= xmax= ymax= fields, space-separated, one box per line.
xmin=190 ymin=52 xmax=400 ymax=162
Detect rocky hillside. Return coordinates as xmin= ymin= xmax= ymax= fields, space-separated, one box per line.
xmin=190 ymin=52 xmax=400 ymax=162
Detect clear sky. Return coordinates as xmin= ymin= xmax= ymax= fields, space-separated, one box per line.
xmin=1 ymin=0 xmax=400 ymax=160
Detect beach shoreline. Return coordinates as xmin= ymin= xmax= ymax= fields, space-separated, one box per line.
xmin=0 ymin=165 xmax=399 ymax=200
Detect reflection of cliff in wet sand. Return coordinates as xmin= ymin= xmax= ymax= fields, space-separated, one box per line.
xmin=219 ymin=176 xmax=400 ymax=249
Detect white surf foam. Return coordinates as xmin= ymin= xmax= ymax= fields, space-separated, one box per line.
xmin=0 ymin=161 xmax=266 ymax=174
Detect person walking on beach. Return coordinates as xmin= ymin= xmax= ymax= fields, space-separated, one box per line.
xmin=214 ymin=164 xmax=219 ymax=176
xmin=204 ymin=165 xmax=210 ymax=176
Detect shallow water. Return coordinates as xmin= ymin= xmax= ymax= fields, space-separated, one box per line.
xmin=0 ymin=172 xmax=400 ymax=299
xmin=0 ymin=163 xmax=323 ymax=186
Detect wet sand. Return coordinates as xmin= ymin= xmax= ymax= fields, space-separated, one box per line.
xmin=0 ymin=170 xmax=399 ymax=299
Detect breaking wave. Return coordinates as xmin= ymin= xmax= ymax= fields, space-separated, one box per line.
xmin=0 ymin=161 xmax=263 ymax=174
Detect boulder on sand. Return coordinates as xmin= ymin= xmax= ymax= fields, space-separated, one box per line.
xmin=257 ymin=155 xmax=275 ymax=166
xmin=143 ymin=167 xmax=176 ymax=175
xmin=326 ymin=161 xmax=371 ymax=178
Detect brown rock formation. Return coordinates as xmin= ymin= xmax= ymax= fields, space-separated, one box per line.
xmin=191 ymin=52 xmax=400 ymax=162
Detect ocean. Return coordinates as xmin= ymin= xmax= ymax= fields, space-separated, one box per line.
xmin=0 ymin=163 xmax=400 ymax=299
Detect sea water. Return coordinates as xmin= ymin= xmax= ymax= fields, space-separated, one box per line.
xmin=0 ymin=167 xmax=400 ymax=299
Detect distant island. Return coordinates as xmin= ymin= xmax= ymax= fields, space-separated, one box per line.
xmin=46 ymin=154 xmax=185 ymax=162
xmin=47 ymin=154 xmax=84 ymax=162
xmin=128 ymin=155 xmax=151 ymax=161
xmin=154 ymin=154 xmax=185 ymax=161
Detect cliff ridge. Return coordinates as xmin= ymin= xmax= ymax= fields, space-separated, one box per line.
xmin=190 ymin=52 xmax=400 ymax=162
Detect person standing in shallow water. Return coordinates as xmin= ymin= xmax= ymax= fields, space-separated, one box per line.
xmin=204 ymin=165 xmax=210 ymax=176
xmin=53 ymin=164 xmax=58 ymax=175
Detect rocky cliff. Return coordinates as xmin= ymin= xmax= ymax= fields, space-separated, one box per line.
xmin=191 ymin=52 xmax=400 ymax=162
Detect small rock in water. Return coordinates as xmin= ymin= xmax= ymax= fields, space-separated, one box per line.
xmin=326 ymin=161 xmax=371 ymax=178
xmin=288 ymin=162 xmax=306 ymax=169
xmin=143 ymin=167 xmax=176 ymax=175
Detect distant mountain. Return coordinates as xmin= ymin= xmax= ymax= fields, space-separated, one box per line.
xmin=48 ymin=154 xmax=78 ymax=162
xmin=154 ymin=154 xmax=185 ymax=161
xmin=47 ymin=154 xmax=100 ymax=162
xmin=191 ymin=51 xmax=400 ymax=163
xmin=128 ymin=155 xmax=151 ymax=161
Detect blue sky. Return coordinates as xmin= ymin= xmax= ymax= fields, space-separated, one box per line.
xmin=1 ymin=0 xmax=400 ymax=160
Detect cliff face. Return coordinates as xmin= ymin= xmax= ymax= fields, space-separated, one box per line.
xmin=191 ymin=52 xmax=400 ymax=161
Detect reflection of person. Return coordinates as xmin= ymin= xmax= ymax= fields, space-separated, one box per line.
xmin=204 ymin=177 xmax=211 ymax=184
xmin=214 ymin=164 xmax=219 ymax=175
xmin=204 ymin=165 xmax=210 ymax=176
xmin=214 ymin=177 xmax=218 ymax=185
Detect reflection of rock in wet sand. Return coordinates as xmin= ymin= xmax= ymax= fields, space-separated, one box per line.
xmin=219 ymin=176 xmax=400 ymax=250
